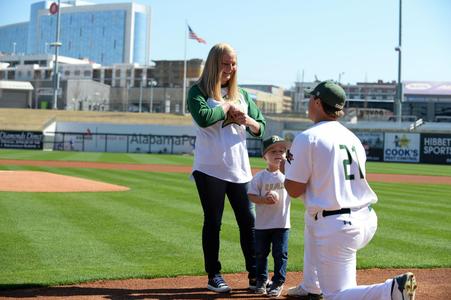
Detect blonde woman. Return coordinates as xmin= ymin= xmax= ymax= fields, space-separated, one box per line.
xmin=188 ymin=43 xmax=266 ymax=293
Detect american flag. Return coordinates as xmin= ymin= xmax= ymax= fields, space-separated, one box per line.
xmin=188 ymin=25 xmax=206 ymax=44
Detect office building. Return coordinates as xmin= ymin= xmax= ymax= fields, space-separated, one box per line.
xmin=0 ymin=0 xmax=151 ymax=65
xmin=151 ymin=59 xmax=204 ymax=88
xmin=240 ymin=84 xmax=286 ymax=114
xmin=403 ymin=81 xmax=451 ymax=122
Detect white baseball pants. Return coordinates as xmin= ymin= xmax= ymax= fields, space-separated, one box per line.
xmin=301 ymin=206 xmax=394 ymax=300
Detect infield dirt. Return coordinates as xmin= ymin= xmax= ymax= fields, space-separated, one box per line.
xmin=0 ymin=269 xmax=449 ymax=299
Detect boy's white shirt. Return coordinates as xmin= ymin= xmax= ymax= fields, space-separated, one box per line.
xmin=248 ymin=169 xmax=291 ymax=229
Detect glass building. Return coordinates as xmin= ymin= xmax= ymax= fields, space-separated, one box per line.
xmin=0 ymin=22 xmax=28 ymax=55
xmin=0 ymin=0 xmax=151 ymax=65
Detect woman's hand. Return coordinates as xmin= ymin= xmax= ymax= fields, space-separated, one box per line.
xmin=228 ymin=105 xmax=260 ymax=134
xmin=228 ymin=103 xmax=244 ymax=117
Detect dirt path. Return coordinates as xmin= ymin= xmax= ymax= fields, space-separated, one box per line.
xmin=1 ymin=159 xmax=451 ymax=184
xmin=0 ymin=170 xmax=128 ymax=192
xmin=0 ymin=269 xmax=449 ymax=299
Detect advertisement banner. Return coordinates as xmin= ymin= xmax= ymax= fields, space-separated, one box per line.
xmin=283 ymin=130 xmax=385 ymax=161
xmin=420 ymin=134 xmax=451 ymax=164
xmin=0 ymin=131 xmax=43 ymax=149
xmin=354 ymin=132 xmax=384 ymax=161
xmin=384 ymin=133 xmax=420 ymax=162
xmin=52 ymin=133 xmax=196 ymax=154
xmin=126 ymin=134 xmax=195 ymax=154
xmin=46 ymin=121 xmax=198 ymax=153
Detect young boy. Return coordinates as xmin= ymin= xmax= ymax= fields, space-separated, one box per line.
xmin=248 ymin=135 xmax=291 ymax=297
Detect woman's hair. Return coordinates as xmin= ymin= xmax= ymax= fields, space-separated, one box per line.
xmin=317 ymin=97 xmax=345 ymax=118
xmin=197 ymin=43 xmax=239 ymax=101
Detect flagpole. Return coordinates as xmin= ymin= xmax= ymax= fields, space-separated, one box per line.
xmin=182 ymin=20 xmax=188 ymax=115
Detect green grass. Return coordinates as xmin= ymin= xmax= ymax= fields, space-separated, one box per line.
xmin=0 ymin=149 xmax=194 ymax=165
xmin=365 ymin=161 xmax=451 ymax=177
xmin=2 ymin=149 xmax=451 ymax=177
xmin=0 ymin=149 xmax=450 ymax=288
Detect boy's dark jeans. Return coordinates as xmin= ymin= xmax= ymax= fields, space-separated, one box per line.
xmin=193 ymin=170 xmax=256 ymax=279
xmin=255 ymin=228 xmax=289 ymax=284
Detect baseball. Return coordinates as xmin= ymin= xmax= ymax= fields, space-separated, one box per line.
xmin=268 ymin=190 xmax=279 ymax=201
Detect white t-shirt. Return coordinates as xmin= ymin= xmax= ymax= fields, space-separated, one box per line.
xmin=285 ymin=121 xmax=377 ymax=216
xmin=192 ymin=90 xmax=251 ymax=183
xmin=248 ymin=169 xmax=291 ymax=230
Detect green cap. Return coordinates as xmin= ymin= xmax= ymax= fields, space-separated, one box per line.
xmin=262 ymin=135 xmax=288 ymax=156
xmin=308 ymin=81 xmax=346 ymax=110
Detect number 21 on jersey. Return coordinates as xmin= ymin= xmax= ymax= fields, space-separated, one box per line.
xmin=339 ymin=144 xmax=364 ymax=180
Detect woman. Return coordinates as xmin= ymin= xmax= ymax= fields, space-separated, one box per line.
xmin=187 ymin=43 xmax=266 ymax=293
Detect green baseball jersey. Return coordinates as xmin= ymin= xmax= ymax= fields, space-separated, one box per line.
xmin=188 ymin=84 xmax=266 ymax=183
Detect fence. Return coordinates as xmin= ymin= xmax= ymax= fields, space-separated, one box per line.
xmin=43 ymin=131 xmax=263 ymax=156
xmin=5 ymin=130 xmax=450 ymax=164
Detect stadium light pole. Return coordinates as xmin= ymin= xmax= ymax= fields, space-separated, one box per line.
xmin=395 ymin=0 xmax=402 ymax=123
xmin=149 ymin=79 xmax=157 ymax=113
xmin=126 ymin=82 xmax=131 ymax=112
xmin=338 ymin=72 xmax=345 ymax=84
xmin=51 ymin=0 xmax=62 ymax=110
xmin=139 ymin=75 xmax=146 ymax=113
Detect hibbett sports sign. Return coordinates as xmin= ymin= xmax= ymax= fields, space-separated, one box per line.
xmin=420 ymin=134 xmax=451 ymax=164
xmin=384 ymin=133 xmax=420 ymax=163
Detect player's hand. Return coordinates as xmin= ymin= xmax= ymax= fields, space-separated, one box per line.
xmin=285 ymin=149 xmax=294 ymax=164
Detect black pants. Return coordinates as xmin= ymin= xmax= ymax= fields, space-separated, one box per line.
xmin=193 ymin=170 xmax=256 ymax=279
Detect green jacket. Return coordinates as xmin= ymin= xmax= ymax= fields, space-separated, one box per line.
xmin=187 ymin=84 xmax=266 ymax=137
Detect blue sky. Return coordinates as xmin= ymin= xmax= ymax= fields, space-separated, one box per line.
xmin=1 ymin=0 xmax=450 ymax=88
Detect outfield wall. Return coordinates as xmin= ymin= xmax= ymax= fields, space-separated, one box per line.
xmin=282 ymin=130 xmax=450 ymax=164
xmin=44 ymin=122 xmax=197 ymax=154
xmin=1 ymin=122 xmax=450 ymax=164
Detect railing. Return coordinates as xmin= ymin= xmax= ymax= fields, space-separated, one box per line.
xmin=387 ymin=115 xmax=418 ymax=122
xmin=409 ymin=118 xmax=424 ymax=131
xmin=435 ymin=116 xmax=451 ymax=123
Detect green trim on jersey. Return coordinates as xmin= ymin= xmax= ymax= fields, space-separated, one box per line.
xmin=187 ymin=84 xmax=266 ymax=137
xmin=239 ymin=87 xmax=266 ymax=137
xmin=187 ymin=84 xmax=225 ymax=128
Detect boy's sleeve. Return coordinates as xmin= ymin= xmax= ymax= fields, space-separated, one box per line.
xmin=248 ymin=172 xmax=262 ymax=196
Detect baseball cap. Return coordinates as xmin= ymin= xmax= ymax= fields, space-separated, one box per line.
xmin=262 ymin=135 xmax=288 ymax=156
xmin=307 ymin=81 xmax=346 ymax=110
